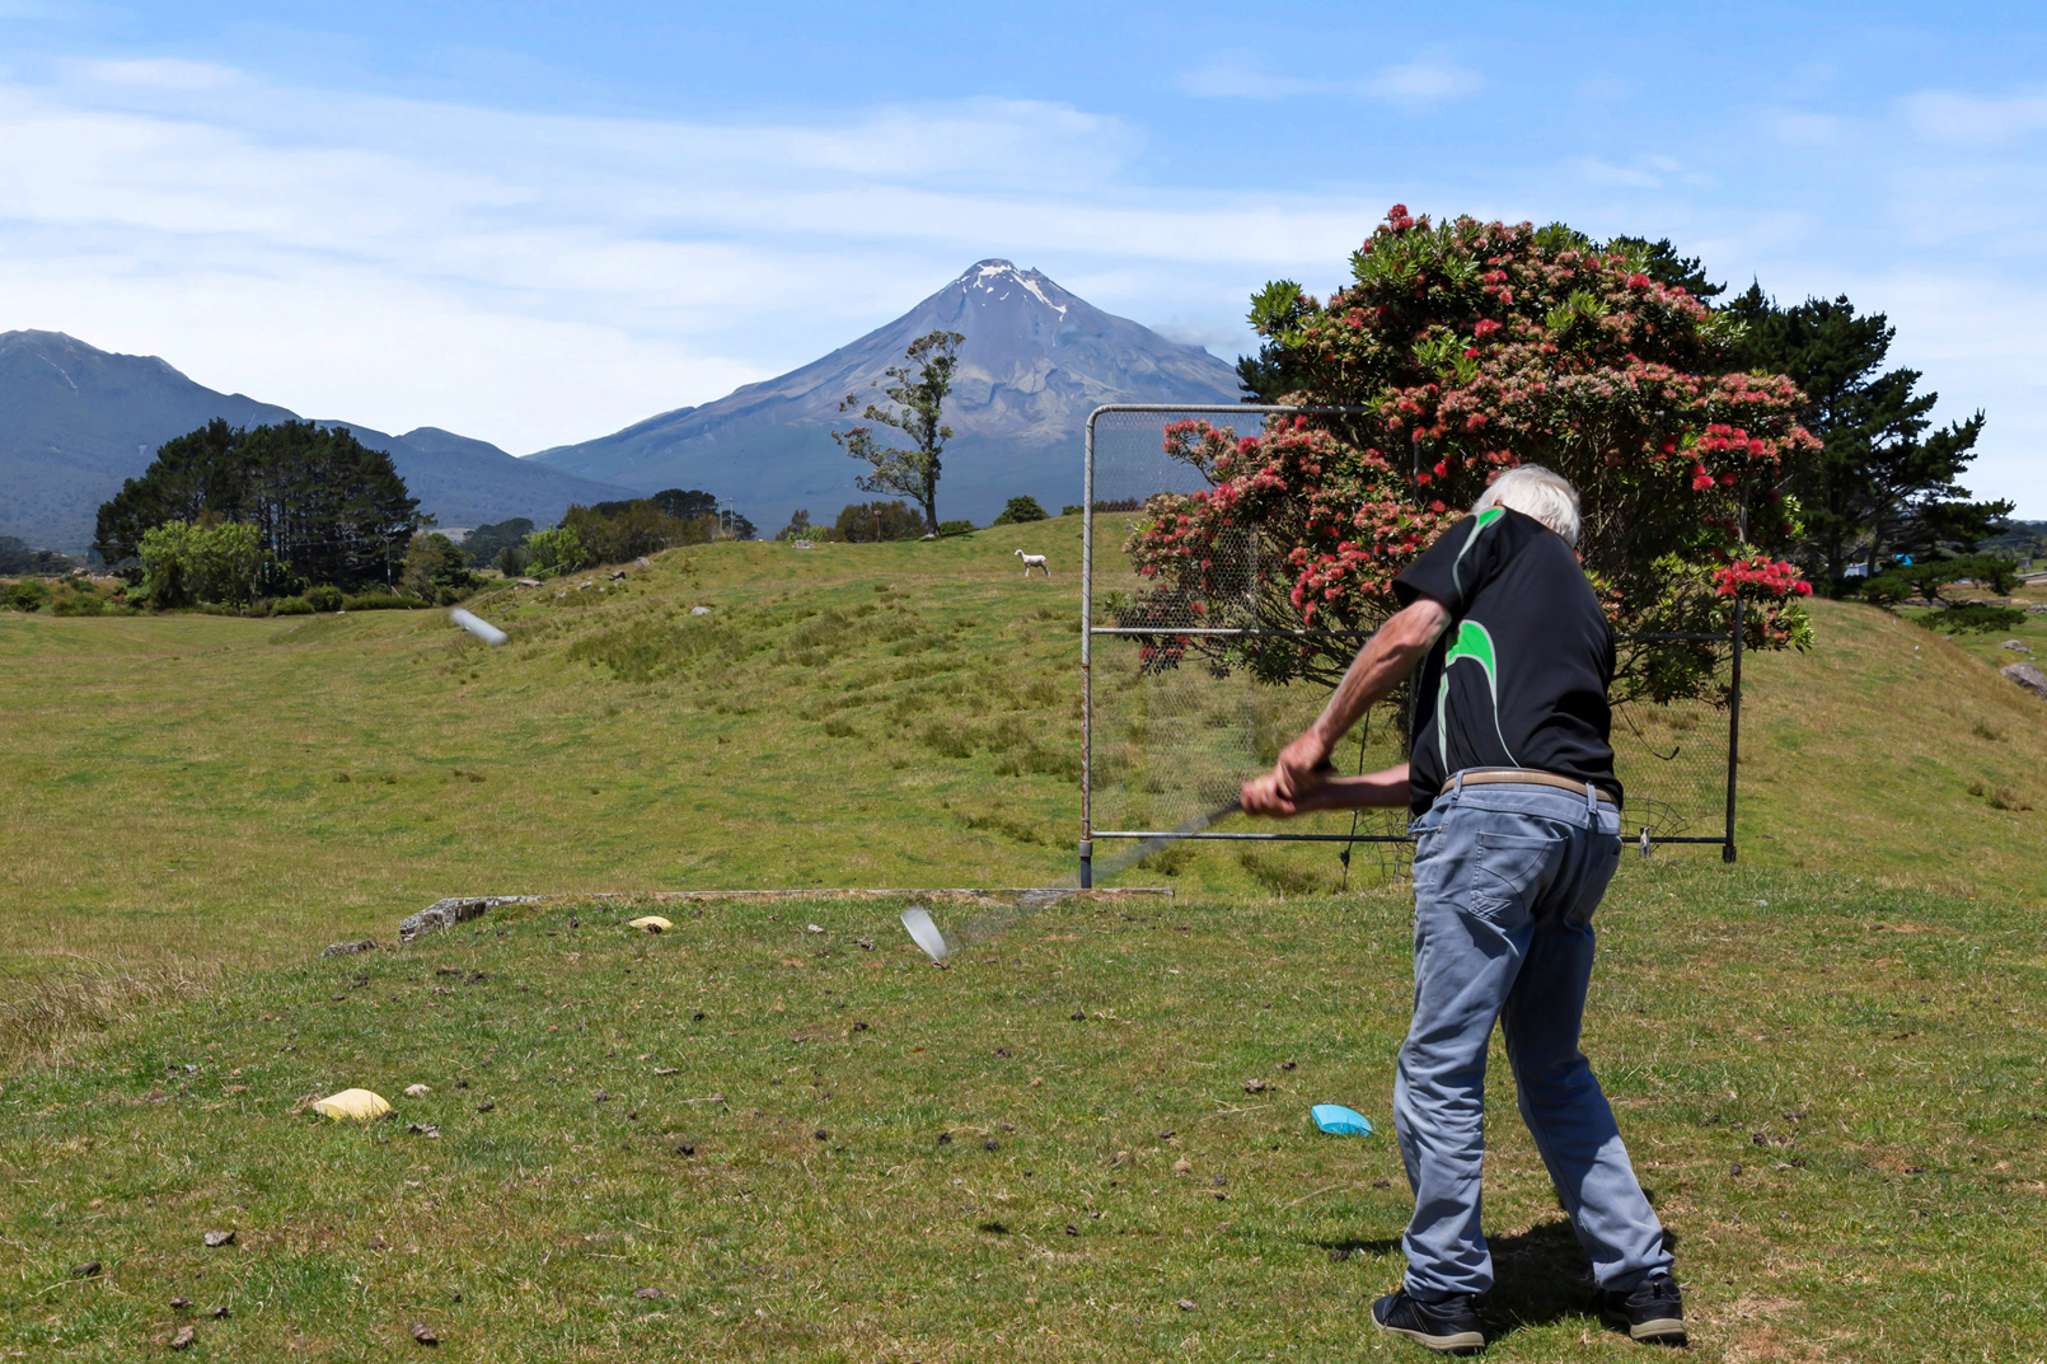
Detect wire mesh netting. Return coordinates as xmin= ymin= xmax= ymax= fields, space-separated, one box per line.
xmin=1083 ymin=405 xmax=1737 ymax=873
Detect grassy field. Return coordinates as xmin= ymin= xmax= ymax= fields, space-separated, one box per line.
xmin=4 ymin=519 xmax=2046 ymax=1359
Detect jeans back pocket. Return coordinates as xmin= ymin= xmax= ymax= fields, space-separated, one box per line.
xmin=1470 ymin=829 xmax=1565 ymax=924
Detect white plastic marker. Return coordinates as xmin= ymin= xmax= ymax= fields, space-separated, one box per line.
xmin=900 ymin=795 xmax=1243 ymax=963
xmin=449 ymin=608 xmax=508 ymax=646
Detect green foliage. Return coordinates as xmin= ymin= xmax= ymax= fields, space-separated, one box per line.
xmin=833 ymin=501 xmax=926 ymax=543
xmin=95 ymin=420 xmax=421 ymax=589
xmin=833 ymin=329 xmax=963 ymax=533
xmin=1864 ymin=553 xmax=2021 ymax=607
xmin=269 ymin=596 xmax=315 ymax=616
xmin=992 ymin=495 xmax=1048 ymax=526
xmin=776 ymin=509 xmax=814 ymax=541
xmin=560 ymin=489 xmax=741 ymax=567
xmin=936 ymin=519 xmax=977 ymax=537
xmin=305 ymin=584 xmax=344 ymax=613
xmin=494 ymin=543 xmax=529 ymax=577
xmin=1605 ymin=235 xmax=1726 ymax=299
xmin=400 ymin=533 xmax=480 ymax=603
xmin=1 ymin=580 xmax=52 ymax=612
xmin=524 ymin=525 xmax=592 ymax=576
xmin=1920 ymin=603 xmax=2028 ymax=635
xmin=460 ymin=517 xmax=535 ymax=568
xmin=138 ymin=520 xmax=267 ymax=609
xmin=1727 ymin=287 xmax=2008 ymax=590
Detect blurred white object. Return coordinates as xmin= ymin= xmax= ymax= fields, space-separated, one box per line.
xmin=900 ymin=905 xmax=951 ymax=962
xmin=450 ymin=608 xmax=507 ymax=646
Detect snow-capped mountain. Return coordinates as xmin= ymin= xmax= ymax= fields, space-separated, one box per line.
xmin=527 ymin=260 xmax=1243 ymax=527
xmin=0 ymin=331 xmax=633 ymax=553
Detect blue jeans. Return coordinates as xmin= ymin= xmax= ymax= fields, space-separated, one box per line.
xmin=1395 ymin=778 xmax=1671 ymax=1300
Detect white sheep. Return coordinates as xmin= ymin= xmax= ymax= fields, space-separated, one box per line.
xmin=1015 ymin=549 xmax=1051 ymax=578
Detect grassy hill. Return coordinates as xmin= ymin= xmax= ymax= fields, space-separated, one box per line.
xmin=4 ymin=517 xmax=2045 ymax=1359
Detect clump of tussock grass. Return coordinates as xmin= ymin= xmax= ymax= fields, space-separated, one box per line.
xmin=919 ymin=719 xmax=975 ymax=759
xmin=821 ymin=716 xmax=859 ymax=739
xmin=1237 ymin=847 xmax=1336 ymax=898
xmin=1972 ymin=719 xmax=2005 ymax=741
xmin=993 ymin=741 xmax=1082 ymax=782
xmin=1968 ymin=780 xmax=2032 ymax=811
xmin=566 ymin=616 xmax=737 ymax=683
xmin=1 ymin=959 xmax=222 ymax=1071
xmin=945 ymin=802 xmax=1052 ymax=846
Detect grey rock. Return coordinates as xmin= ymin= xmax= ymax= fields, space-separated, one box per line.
xmin=319 ymin=939 xmax=378 ymax=958
xmin=690 ymin=605 xmax=712 ymax=616
xmin=2002 ymin=662 xmax=2047 ymax=700
xmin=397 ymin=896 xmax=540 ymax=944
xmin=2002 ymin=639 xmax=2033 ymax=653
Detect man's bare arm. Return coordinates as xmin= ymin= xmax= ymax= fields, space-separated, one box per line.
xmin=1242 ymin=762 xmax=1411 ymax=818
xmin=1272 ymin=596 xmax=1451 ymax=799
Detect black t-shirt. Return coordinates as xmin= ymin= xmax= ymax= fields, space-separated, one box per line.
xmin=1393 ymin=506 xmax=1619 ymax=816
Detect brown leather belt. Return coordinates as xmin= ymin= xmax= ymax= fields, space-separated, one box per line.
xmin=1439 ymin=768 xmax=1619 ymax=807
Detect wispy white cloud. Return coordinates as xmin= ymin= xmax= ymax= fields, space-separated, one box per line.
xmin=1569 ymin=154 xmax=1710 ymax=192
xmin=1901 ymin=89 xmax=2047 ymax=143
xmin=0 ymin=65 xmax=1180 ymax=448
xmin=1176 ymin=50 xmax=1481 ymax=104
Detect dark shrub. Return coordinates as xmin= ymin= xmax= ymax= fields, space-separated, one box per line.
xmin=1 ymin=580 xmax=51 ymax=612
xmin=1920 ymin=603 xmax=2029 ymax=635
xmin=306 ymin=584 xmax=345 ymax=613
xmin=992 ymin=496 xmax=1048 ymax=525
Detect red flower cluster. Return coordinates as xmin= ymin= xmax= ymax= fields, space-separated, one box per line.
xmin=1124 ymin=204 xmax=1819 ymax=700
xmin=1713 ymin=556 xmax=1812 ymax=598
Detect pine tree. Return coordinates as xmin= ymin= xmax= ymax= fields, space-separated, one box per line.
xmin=1729 ymin=286 xmax=2007 ymax=587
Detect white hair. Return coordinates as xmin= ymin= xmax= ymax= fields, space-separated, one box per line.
xmin=1472 ymin=465 xmax=1581 ymax=547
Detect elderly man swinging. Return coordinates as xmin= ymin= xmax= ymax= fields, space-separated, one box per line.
xmin=1241 ymin=466 xmax=1684 ymax=1354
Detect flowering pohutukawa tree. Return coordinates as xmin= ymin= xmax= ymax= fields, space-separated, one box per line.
xmin=1123 ymin=206 xmax=1820 ymax=705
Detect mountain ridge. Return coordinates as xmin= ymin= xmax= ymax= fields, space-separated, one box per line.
xmin=0 ymin=331 xmax=636 ymax=553
xmin=526 ymin=260 xmax=1242 ymax=527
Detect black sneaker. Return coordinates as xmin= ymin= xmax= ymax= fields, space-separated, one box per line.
xmin=1370 ymin=1287 xmax=1486 ymax=1354
xmin=1597 ymin=1272 xmax=1687 ymax=1346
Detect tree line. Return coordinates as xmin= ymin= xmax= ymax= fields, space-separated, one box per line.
xmin=86 ymin=418 xmax=759 ymax=611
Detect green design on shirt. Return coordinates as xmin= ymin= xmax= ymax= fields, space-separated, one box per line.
xmin=1450 ymin=506 xmax=1505 ymax=601
xmin=1436 ymin=618 xmax=1521 ymax=770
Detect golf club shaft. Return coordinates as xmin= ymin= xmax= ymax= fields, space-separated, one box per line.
xmin=1092 ymin=796 xmax=1241 ymax=883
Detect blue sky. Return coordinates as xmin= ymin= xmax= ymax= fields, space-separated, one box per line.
xmin=3 ymin=1 xmax=2042 ymax=511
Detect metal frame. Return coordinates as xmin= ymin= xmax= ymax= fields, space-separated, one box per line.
xmin=1078 ymin=403 xmax=1744 ymax=885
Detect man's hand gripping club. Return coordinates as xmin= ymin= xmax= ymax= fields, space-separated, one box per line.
xmin=1240 ymin=596 xmax=1451 ymax=818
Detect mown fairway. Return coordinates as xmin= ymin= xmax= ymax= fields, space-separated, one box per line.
xmin=4 ymin=519 xmax=2046 ymax=1360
